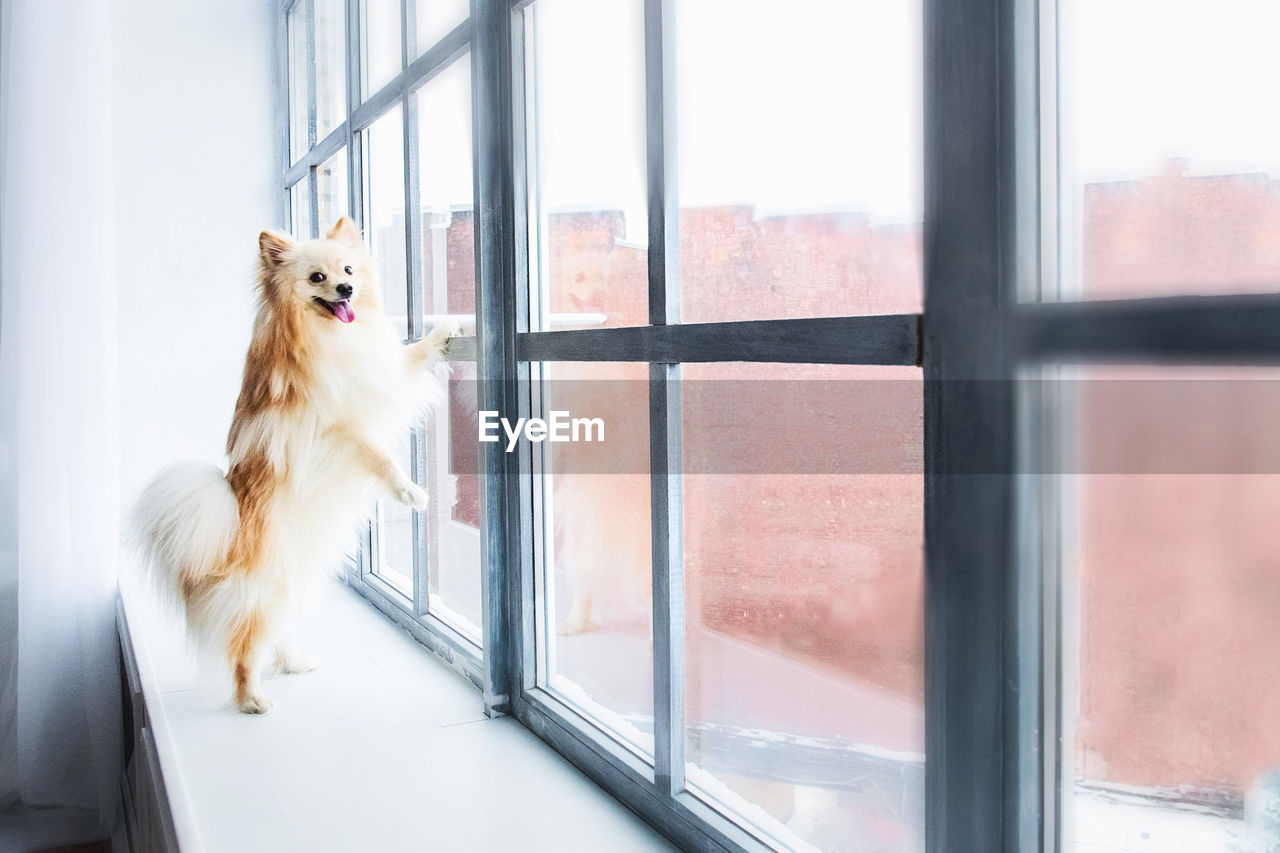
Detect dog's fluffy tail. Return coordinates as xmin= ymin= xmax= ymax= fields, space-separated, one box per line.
xmin=129 ymin=462 xmax=238 ymax=620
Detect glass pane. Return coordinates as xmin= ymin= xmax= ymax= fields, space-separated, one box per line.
xmin=524 ymin=0 xmax=647 ymax=332
xmin=375 ymin=427 xmax=415 ymax=596
xmin=318 ymin=147 xmax=348 ymax=227
xmin=288 ymin=4 xmax=310 ymax=162
xmin=675 ymin=0 xmax=923 ymax=322
xmin=412 ymin=52 xmax=479 ymax=639
xmin=415 ymin=53 xmax=474 ymax=332
xmin=413 ymin=0 xmax=468 ymax=57
xmin=316 ymin=0 xmax=347 ymax=139
xmin=534 ymin=361 xmax=653 ymax=755
xmin=1060 ymin=1 xmax=1280 ymax=300
xmin=363 ymin=105 xmax=408 ymax=339
xmin=1064 ymin=366 xmax=1280 ymax=852
xmin=290 ymin=179 xmax=312 ymax=241
xmin=683 ymin=363 xmax=925 ymax=852
xmin=426 ymin=360 xmax=482 ymax=640
xmin=362 ymin=0 xmax=402 ymax=99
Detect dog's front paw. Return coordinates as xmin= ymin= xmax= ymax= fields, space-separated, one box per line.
xmin=236 ymin=692 xmax=276 ymax=715
xmin=433 ymin=317 xmax=464 ymax=341
xmin=396 ymin=481 xmax=429 ymax=511
xmin=424 ymin=318 xmax=463 ymax=355
xmin=410 ymin=319 xmax=462 ymax=366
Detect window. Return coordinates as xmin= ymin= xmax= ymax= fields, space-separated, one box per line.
xmin=282 ymin=0 xmax=481 ymax=678
xmin=679 ymin=364 xmax=924 ymax=850
xmin=1057 ymin=0 xmax=1280 ymax=301
xmin=280 ymin=1 xmax=1280 ymax=851
xmin=1049 ymin=366 xmax=1280 ymax=852
xmin=1043 ymin=3 xmax=1280 ymax=847
xmin=517 ymin=2 xmax=925 ymax=848
xmin=523 ymin=0 xmax=647 ymax=332
xmin=1019 ymin=366 xmax=1280 ymax=853
xmin=674 ymin=0 xmax=923 ymax=322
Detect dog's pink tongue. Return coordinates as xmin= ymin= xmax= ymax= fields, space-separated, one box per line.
xmin=335 ymin=301 xmax=355 ymax=324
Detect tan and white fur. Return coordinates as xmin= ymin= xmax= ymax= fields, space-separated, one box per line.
xmin=130 ymin=217 xmax=457 ymax=714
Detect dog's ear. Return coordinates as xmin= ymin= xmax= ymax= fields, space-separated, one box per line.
xmin=326 ymin=217 xmax=363 ymax=247
xmin=259 ymin=230 xmax=293 ymax=268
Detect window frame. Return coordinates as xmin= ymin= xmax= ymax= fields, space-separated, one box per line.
xmin=277 ymin=0 xmax=1280 ymax=850
xmin=1016 ymin=1 xmax=1280 ymax=851
xmin=277 ymin=0 xmax=483 ymax=689
xmin=495 ymin=3 xmax=922 ymax=849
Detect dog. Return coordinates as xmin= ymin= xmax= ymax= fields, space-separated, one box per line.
xmin=130 ymin=217 xmax=457 ymax=714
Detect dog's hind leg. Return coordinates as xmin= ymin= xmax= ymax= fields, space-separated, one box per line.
xmin=273 ymin=615 xmax=320 ymax=674
xmin=274 ymin=645 xmax=321 ymax=674
xmin=229 ymin=609 xmax=274 ymax=714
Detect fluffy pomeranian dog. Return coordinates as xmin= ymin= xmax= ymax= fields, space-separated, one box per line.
xmin=130 ymin=217 xmax=457 ymax=714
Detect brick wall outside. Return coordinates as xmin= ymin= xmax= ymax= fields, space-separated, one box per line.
xmin=421 ymin=161 xmax=1280 ymax=794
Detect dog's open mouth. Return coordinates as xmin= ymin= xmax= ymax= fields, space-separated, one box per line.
xmin=314 ymin=297 xmax=355 ymax=324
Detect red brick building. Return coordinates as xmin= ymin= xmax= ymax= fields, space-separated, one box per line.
xmin=434 ymin=161 xmax=1280 ymax=807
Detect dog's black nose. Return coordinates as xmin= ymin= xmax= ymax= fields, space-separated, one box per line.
xmin=335 ymin=283 xmax=353 ymax=299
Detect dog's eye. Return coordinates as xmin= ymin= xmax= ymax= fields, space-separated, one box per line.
xmin=309 ymin=272 xmax=326 ymax=283
xmin=343 ymin=266 xmax=353 ymax=276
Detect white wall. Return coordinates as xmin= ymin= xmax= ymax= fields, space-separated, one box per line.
xmin=111 ymin=0 xmax=278 ymax=504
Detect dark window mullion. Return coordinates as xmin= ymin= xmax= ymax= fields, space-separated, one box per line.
xmin=304 ymin=0 xmax=321 ymax=238
xmin=277 ymin=2 xmax=293 ymax=227
xmin=650 ymin=363 xmax=685 ymax=794
xmin=308 ymin=166 xmax=320 ymax=239
xmin=346 ymin=0 xmax=364 ymax=226
xmin=402 ymin=94 xmax=422 ymax=339
xmin=306 ymin=0 xmax=318 ymax=152
xmin=415 ymin=312 xmax=923 ymax=367
xmin=472 ymin=0 xmax=517 ymax=716
xmin=924 ymin=0 xmax=1030 ymax=850
xmin=1016 ymin=293 xmax=1280 ymax=365
xmin=516 ymin=315 xmax=921 ymax=365
xmin=1005 ymin=0 xmax=1049 ymax=848
xmin=644 ymin=0 xmax=685 ymax=799
xmin=645 ymin=0 xmax=676 ymax=331
xmin=401 ymin=0 xmax=430 ymax=611
xmin=508 ymin=4 xmax=540 ymax=700
xmin=410 ymin=424 xmax=430 ymax=614
xmin=402 ymin=0 xmax=414 ymax=66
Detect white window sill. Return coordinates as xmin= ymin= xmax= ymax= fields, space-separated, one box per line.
xmin=118 ymin=575 xmax=674 ymax=852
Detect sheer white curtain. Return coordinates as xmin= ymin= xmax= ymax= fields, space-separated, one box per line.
xmin=0 ymin=0 xmax=123 ymax=848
